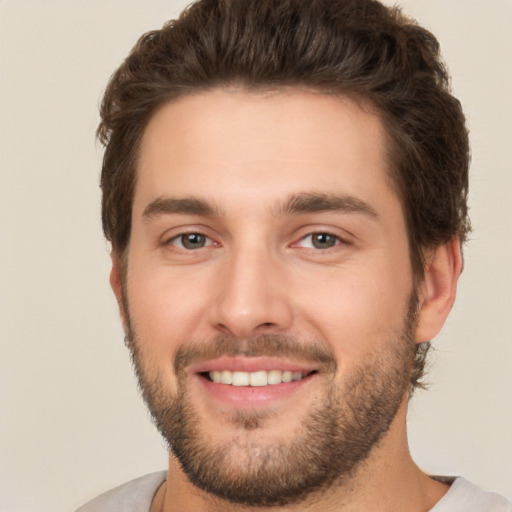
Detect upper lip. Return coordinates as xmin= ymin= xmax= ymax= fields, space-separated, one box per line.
xmin=188 ymin=356 xmax=319 ymax=375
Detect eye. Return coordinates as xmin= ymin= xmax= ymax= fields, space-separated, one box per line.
xmin=299 ymin=232 xmax=341 ymax=249
xmin=169 ymin=233 xmax=212 ymax=250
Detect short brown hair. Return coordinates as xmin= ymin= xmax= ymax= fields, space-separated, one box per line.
xmin=98 ymin=0 xmax=470 ymax=388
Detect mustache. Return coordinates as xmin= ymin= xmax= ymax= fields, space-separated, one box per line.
xmin=173 ymin=334 xmax=337 ymax=374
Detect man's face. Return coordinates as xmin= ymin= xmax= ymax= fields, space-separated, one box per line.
xmin=117 ymin=89 xmax=419 ymax=506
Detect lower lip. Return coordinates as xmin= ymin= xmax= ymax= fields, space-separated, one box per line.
xmin=195 ymin=373 xmax=317 ymax=408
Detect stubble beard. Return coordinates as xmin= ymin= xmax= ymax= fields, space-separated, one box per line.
xmin=125 ymin=296 xmax=418 ymax=508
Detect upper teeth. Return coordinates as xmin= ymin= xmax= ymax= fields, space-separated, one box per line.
xmin=209 ymin=370 xmax=305 ymax=387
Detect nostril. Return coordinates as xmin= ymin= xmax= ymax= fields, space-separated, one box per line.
xmin=255 ymin=322 xmax=279 ymax=332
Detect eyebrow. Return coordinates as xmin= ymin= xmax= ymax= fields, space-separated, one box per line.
xmin=142 ymin=192 xmax=379 ymax=220
xmin=142 ymin=196 xmax=220 ymax=220
xmin=276 ymin=192 xmax=379 ymax=218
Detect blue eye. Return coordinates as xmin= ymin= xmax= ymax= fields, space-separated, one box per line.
xmin=172 ymin=233 xmax=209 ymax=249
xmin=300 ymin=233 xmax=340 ymax=249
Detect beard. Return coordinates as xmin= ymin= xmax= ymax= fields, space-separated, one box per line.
xmin=124 ymin=294 xmax=418 ymax=508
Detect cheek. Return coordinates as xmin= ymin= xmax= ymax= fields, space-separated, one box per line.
xmin=125 ymin=267 xmax=214 ymax=397
xmin=295 ymin=260 xmax=413 ymax=363
xmin=125 ymin=264 xmax=212 ymax=357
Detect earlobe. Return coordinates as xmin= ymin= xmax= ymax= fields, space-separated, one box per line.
xmin=110 ymin=251 xmax=128 ymax=330
xmin=415 ymin=238 xmax=463 ymax=343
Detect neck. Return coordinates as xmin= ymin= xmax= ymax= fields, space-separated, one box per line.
xmin=153 ymin=402 xmax=449 ymax=512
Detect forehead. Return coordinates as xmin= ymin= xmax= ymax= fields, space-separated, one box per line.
xmin=135 ymin=88 xmax=397 ymax=218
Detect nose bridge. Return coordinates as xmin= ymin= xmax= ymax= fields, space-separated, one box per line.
xmin=212 ymin=240 xmax=293 ymax=338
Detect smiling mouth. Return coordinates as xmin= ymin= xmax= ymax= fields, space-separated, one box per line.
xmin=201 ymin=369 xmax=318 ymax=387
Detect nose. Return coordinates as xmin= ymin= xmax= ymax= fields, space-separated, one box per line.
xmin=210 ymin=246 xmax=294 ymax=339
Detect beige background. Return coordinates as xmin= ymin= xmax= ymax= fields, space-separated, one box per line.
xmin=1 ymin=1 xmax=511 ymax=511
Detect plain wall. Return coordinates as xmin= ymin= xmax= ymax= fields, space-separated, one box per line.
xmin=1 ymin=1 xmax=510 ymax=511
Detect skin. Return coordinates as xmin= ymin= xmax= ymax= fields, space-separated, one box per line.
xmin=110 ymin=89 xmax=462 ymax=511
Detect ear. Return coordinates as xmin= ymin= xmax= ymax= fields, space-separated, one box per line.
xmin=415 ymin=238 xmax=463 ymax=343
xmin=110 ymin=250 xmax=128 ymax=331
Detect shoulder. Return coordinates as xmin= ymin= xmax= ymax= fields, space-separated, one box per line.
xmin=431 ymin=477 xmax=511 ymax=512
xmin=75 ymin=471 xmax=167 ymax=512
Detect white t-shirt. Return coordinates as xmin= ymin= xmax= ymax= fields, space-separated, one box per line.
xmin=430 ymin=477 xmax=511 ymax=512
xmin=76 ymin=472 xmax=511 ymax=512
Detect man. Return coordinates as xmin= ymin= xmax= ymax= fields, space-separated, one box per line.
xmin=78 ymin=0 xmax=511 ymax=510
